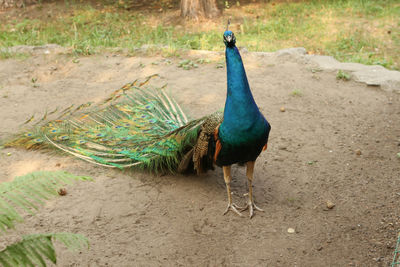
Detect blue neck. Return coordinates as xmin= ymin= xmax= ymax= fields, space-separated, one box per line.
xmin=223 ymin=46 xmax=260 ymax=128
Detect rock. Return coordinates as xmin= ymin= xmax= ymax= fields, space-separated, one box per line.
xmin=326 ymin=200 xmax=335 ymax=209
xmin=280 ymin=106 xmax=286 ymax=112
xmin=305 ymin=54 xmax=400 ymax=92
xmin=355 ymin=149 xmax=362 ymax=156
xmin=238 ymin=47 xmax=249 ymax=54
xmin=276 ymin=47 xmax=307 ymax=57
xmin=287 ymin=228 xmax=295 ymax=233
xmin=386 ymin=242 xmax=394 ymax=249
xmin=0 ymin=44 xmax=63 ymax=55
xmin=58 ymin=188 xmax=67 ymax=196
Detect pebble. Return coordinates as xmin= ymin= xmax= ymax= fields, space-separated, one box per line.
xmin=386 ymin=242 xmax=394 ymax=249
xmin=287 ymin=228 xmax=295 ymax=233
xmin=280 ymin=106 xmax=286 ymax=112
xmin=355 ymin=149 xmax=362 ymax=156
xmin=326 ymin=200 xmax=335 ymax=209
xmin=58 ymin=188 xmax=67 ymax=196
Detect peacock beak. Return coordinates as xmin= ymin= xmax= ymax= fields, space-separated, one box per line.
xmin=226 ymin=35 xmax=232 ymax=43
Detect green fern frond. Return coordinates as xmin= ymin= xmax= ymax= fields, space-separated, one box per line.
xmin=0 ymin=232 xmax=89 ymax=267
xmin=0 ymin=171 xmax=92 ymax=233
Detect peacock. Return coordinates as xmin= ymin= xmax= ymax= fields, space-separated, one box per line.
xmin=6 ymin=27 xmax=271 ymax=218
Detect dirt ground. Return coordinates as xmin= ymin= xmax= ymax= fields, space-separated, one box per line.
xmin=0 ymin=48 xmax=399 ymax=266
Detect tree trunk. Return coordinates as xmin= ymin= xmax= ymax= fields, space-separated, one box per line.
xmin=180 ymin=0 xmax=220 ymax=19
xmin=0 ymin=0 xmax=36 ymax=8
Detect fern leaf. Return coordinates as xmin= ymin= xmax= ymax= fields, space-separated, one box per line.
xmin=0 ymin=171 xmax=92 ymax=234
xmin=0 ymin=233 xmax=89 ymax=267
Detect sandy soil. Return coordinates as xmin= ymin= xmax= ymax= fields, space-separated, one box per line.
xmin=0 ymin=49 xmax=399 ymax=266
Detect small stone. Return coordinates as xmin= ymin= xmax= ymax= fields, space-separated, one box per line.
xmin=6 ymin=152 xmax=11 ymax=156
xmin=355 ymin=149 xmax=362 ymax=156
xmin=287 ymin=228 xmax=295 ymax=233
xmin=58 ymin=188 xmax=67 ymax=196
xmin=373 ymin=257 xmax=382 ymax=262
xmin=397 ymin=152 xmax=400 ymax=158
xmin=280 ymin=106 xmax=286 ymax=112
xmin=316 ymin=246 xmax=323 ymax=251
xmin=326 ymin=200 xmax=335 ymax=209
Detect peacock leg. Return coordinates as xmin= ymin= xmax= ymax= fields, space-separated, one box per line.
xmin=241 ymin=161 xmax=264 ymax=218
xmin=222 ymin=165 xmax=243 ymax=217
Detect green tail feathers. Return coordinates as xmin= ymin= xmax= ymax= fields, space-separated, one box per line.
xmin=6 ymin=76 xmax=219 ymax=173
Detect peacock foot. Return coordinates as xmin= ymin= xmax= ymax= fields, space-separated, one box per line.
xmin=223 ymin=203 xmax=244 ymax=217
xmin=241 ymin=201 xmax=264 ymax=219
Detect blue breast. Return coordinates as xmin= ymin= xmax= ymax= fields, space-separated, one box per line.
xmin=216 ymin=41 xmax=270 ymax=166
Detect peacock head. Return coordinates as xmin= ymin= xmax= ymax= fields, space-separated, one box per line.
xmin=223 ymin=30 xmax=236 ymax=47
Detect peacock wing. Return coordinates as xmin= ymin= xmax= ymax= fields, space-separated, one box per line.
xmin=192 ymin=111 xmax=223 ymax=174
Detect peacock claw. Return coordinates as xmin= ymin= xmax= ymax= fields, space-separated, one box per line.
xmin=223 ymin=203 xmax=243 ymax=217
xmin=241 ymin=201 xmax=264 ymax=218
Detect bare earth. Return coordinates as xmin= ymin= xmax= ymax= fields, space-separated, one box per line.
xmin=0 ymin=48 xmax=399 ymax=266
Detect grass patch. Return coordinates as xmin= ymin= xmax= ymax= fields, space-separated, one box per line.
xmin=0 ymin=50 xmax=31 ymax=60
xmin=290 ymin=89 xmax=302 ymax=97
xmin=336 ymin=70 xmax=351 ymax=81
xmin=0 ymin=0 xmax=399 ymax=69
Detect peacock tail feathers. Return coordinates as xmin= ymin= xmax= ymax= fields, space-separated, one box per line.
xmin=6 ymin=75 xmax=223 ymax=173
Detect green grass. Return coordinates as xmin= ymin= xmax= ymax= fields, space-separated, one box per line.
xmin=336 ymin=70 xmax=351 ymax=81
xmin=291 ymin=89 xmax=303 ymax=97
xmin=0 ymin=0 xmax=399 ymax=69
xmin=0 ymin=50 xmax=30 ymax=60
